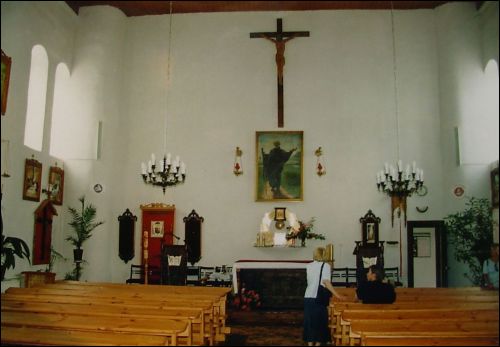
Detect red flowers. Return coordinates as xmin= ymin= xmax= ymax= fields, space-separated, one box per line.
xmin=232 ymin=286 xmax=261 ymax=311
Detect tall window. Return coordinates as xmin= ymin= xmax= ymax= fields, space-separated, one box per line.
xmin=24 ymin=45 xmax=49 ymax=151
xmin=49 ymin=63 xmax=70 ymax=158
xmin=483 ymin=60 xmax=499 ymax=162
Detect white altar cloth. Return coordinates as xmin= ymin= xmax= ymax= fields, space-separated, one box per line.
xmin=232 ymin=260 xmax=312 ymax=293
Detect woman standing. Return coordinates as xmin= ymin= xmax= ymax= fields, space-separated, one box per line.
xmin=303 ymin=247 xmax=346 ymax=346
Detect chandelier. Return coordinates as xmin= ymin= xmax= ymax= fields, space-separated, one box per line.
xmin=376 ymin=2 xmax=425 ymax=226
xmin=140 ymin=1 xmax=186 ymax=194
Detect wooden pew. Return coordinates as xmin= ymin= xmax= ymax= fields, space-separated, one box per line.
xmin=1 ymin=298 xmax=206 ymax=345
xmin=361 ymin=334 xmax=500 ymax=346
xmin=1 ymin=310 xmax=191 ymax=346
xmin=47 ymin=281 xmax=233 ymax=339
xmin=2 ymin=291 xmax=216 ymax=345
xmin=348 ymin=319 xmax=499 ymax=346
xmin=5 ymin=286 xmax=230 ymax=343
xmin=1 ymin=325 xmax=170 ymax=346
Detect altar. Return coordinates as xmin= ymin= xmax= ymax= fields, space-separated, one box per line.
xmin=232 ymin=260 xmax=312 ymax=309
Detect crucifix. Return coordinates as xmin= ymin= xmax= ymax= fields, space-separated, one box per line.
xmin=250 ymin=18 xmax=310 ymax=128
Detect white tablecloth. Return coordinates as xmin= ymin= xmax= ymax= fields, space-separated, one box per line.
xmin=232 ymin=260 xmax=312 ymax=293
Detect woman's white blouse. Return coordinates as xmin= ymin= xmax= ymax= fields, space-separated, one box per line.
xmin=304 ymin=261 xmax=331 ymax=298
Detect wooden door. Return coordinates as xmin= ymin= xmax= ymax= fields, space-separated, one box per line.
xmin=140 ymin=203 xmax=175 ymax=284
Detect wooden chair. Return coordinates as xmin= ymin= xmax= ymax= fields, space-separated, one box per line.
xmin=332 ymin=267 xmax=349 ymax=287
xmin=125 ymin=264 xmax=144 ymax=284
xmin=384 ymin=267 xmax=403 ymax=287
xmin=187 ymin=266 xmax=201 ymax=286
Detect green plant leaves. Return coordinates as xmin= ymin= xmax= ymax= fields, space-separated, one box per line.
xmin=444 ymin=197 xmax=493 ymax=286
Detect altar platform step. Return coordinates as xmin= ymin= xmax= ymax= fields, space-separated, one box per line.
xmin=224 ymin=309 xmax=304 ymax=346
xmin=228 ymin=308 xmax=303 ymax=326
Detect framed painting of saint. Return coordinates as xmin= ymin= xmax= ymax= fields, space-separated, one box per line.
xmin=48 ymin=166 xmax=64 ymax=205
xmin=23 ymin=158 xmax=42 ymax=202
xmin=256 ymin=131 xmax=303 ymax=202
xmin=1 ymin=50 xmax=12 ymax=115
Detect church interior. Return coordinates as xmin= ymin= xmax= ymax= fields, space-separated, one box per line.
xmin=1 ymin=1 xmax=499 ymax=345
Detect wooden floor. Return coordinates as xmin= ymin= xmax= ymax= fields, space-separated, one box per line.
xmin=225 ymin=309 xmax=305 ymax=346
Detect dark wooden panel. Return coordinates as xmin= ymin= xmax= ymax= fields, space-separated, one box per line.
xmin=239 ymin=268 xmax=307 ymax=309
xmin=65 ymin=1 xmax=478 ymax=17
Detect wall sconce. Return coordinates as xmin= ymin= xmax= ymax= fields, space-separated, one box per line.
xmin=274 ymin=207 xmax=286 ymax=229
xmin=315 ymin=147 xmax=326 ymax=176
xmin=233 ymin=146 xmax=243 ymax=176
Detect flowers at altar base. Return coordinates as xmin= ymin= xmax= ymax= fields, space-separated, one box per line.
xmin=286 ymin=217 xmax=325 ymax=246
xmin=231 ymin=284 xmax=261 ymax=311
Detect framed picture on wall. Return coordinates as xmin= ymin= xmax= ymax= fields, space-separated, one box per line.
xmin=360 ymin=210 xmax=381 ymax=246
xmin=23 ymin=158 xmax=42 ymax=202
xmin=48 ymin=166 xmax=64 ymax=205
xmin=256 ymin=131 xmax=303 ymax=201
xmin=491 ymin=167 xmax=499 ymax=208
xmin=151 ymin=220 xmax=164 ymax=238
xmin=1 ymin=50 xmax=12 ymax=116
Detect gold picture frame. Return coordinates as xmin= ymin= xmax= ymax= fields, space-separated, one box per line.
xmin=256 ymin=131 xmax=303 ymax=201
xmin=48 ymin=166 xmax=64 ymax=205
xmin=1 ymin=50 xmax=12 ymax=116
xmin=23 ymin=158 xmax=42 ymax=202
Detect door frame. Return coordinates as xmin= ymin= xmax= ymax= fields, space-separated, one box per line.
xmin=407 ymin=220 xmax=447 ymax=288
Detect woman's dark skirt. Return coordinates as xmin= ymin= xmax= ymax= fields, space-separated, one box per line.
xmin=303 ymin=298 xmax=331 ymax=343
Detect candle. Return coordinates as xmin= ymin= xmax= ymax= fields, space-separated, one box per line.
xmin=398 ymin=160 xmax=402 ymax=172
xmin=141 ymin=162 xmax=147 ymax=175
xmin=181 ymin=162 xmax=186 ymax=174
xmin=384 ymin=162 xmax=389 ymax=174
xmin=420 ymin=169 xmax=424 ymax=181
xmin=412 ymin=161 xmax=416 ymax=173
xmin=151 ymin=153 xmax=156 ymax=166
xmin=166 ymin=153 xmax=171 ymax=165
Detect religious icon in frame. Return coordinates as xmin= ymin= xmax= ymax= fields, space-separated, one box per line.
xmin=151 ymin=220 xmax=164 ymax=238
xmin=1 ymin=49 xmax=12 ymax=116
xmin=360 ymin=210 xmax=381 ymax=246
xmin=256 ymin=131 xmax=303 ymax=201
xmin=48 ymin=166 xmax=64 ymax=205
xmin=23 ymin=158 xmax=42 ymax=202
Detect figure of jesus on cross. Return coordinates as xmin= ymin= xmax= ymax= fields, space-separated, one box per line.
xmin=251 ymin=19 xmax=310 ymax=128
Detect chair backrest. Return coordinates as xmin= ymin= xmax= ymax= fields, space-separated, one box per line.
xmin=332 ymin=267 xmax=348 ymax=286
xmin=126 ymin=264 xmax=144 ymax=284
xmin=384 ymin=266 xmax=402 ymax=286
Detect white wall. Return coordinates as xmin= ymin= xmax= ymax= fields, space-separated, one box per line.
xmin=1 ymin=1 xmax=77 ymax=287
xmin=1 ymin=2 xmax=498 ymax=287
xmin=436 ymin=2 xmax=499 ymax=286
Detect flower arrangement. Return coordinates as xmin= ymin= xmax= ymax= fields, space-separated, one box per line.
xmin=286 ymin=217 xmax=325 ymax=246
xmin=231 ymin=284 xmax=261 ymax=311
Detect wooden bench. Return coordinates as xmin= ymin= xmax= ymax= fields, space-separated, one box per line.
xmin=1 ymin=298 xmax=206 ymax=345
xmin=361 ymin=334 xmax=500 ymax=346
xmin=5 ymin=285 xmax=230 ymax=343
xmin=1 ymin=325 xmax=170 ymax=346
xmin=2 ymin=291 xmax=216 ymax=345
xmin=1 ymin=310 xmax=191 ymax=346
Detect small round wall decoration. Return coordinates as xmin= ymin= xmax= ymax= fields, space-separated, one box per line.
xmin=453 ymin=185 xmax=465 ymax=198
xmin=93 ymin=183 xmax=103 ymax=193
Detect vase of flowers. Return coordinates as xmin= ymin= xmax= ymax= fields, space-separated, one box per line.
xmin=231 ymin=283 xmax=261 ymax=311
xmin=286 ymin=217 xmax=325 ymax=247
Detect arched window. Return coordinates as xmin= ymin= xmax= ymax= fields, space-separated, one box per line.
xmin=49 ymin=63 xmax=70 ymax=158
xmin=24 ymin=45 xmax=49 ymax=151
xmin=482 ymin=60 xmax=499 ymax=162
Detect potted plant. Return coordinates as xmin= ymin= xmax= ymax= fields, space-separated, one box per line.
xmin=65 ymin=196 xmax=104 ymax=264
xmin=1 ymin=234 xmax=31 ymax=281
xmin=444 ymin=197 xmax=493 ymax=286
xmin=45 ymin=246 xmax=67 ymax=273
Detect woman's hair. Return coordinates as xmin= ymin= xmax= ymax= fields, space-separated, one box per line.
xmin=368 ymin=265 xmax=385 ymax=281
xmin=313 ymin=247 xmax=325 ymax=261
